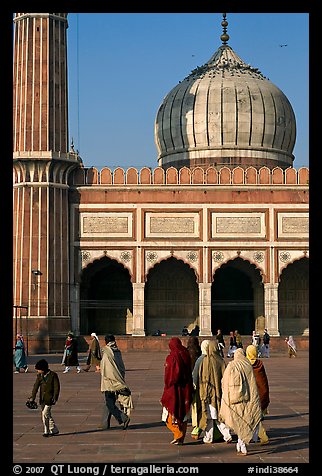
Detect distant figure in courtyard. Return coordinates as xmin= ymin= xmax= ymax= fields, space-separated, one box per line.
xmin=227 ymin=331 xmax=237 ymax=358
xmin=246 ymin=344 xmax=270 ymax=445
xmin=285 ymin=336 xmax=297 ymax=357
xmin=190 ymin=325 xmax=200 ymax=336
xmin=181 ymin=326 xmax=189 ymax=336
xmin=262 ymin=329 xmax=270 ymax=357
xmin=160 ymin=337 xmax=193 ymax=445
xmin=215 ymin=329 xmax=225 ymax=358
xmin=13 ymin=334 xmax=28 ymax=373
xmin=234 ymin=330 xmax=243 ymax=348
xmin=186 ymin=336 xmax=202 ymax=371
xmin=83 ymin=332 xmax=102 ymax=372
xmin=251 ymin=330 xmax=261 ymax=357
xmin=219 ymin=348 xmax=262 ymax=456
xmin=27 ymin=359 xmax=60 ymax=437
xmin=62 ymin=332 xmax=82 ymax=373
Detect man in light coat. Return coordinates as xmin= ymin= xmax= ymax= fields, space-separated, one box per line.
xmin=100 ymin=335 xmax=132 ymax=429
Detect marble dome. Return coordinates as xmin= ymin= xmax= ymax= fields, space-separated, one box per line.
xmin=154 ymin=23 xmax=296 ymax=170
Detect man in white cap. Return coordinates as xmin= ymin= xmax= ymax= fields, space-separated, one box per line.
xmin=83 ymin=332 xmax=102 ymax=372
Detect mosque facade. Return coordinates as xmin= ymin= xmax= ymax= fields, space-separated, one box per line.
xmin=13 ymin=13 xmax=309 ymax=352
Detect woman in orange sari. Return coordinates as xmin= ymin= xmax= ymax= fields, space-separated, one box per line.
xmin=160 ymin=337 xmax=193 ymax=445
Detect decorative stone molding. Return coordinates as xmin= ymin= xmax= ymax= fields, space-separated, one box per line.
xmin=145 ymin=212 xmax=200 ymax=239
xmin=80 ymin=212 xmax=133 ymax=238
xmin=120 ymin=251 xmax=132 ymax=263
xmin=279 ymin=251 xmax=291 ymax=263
xmin=278 ymin=249 xmax=309 ymax=276
xmin=81 ymin=251 xmax=91 ymax=263
xmin=253 ymin=251 xmax=265 ymax=263
xmin=186 ymin=251 xmax=198 ymax=263
xmin=277 ymin=212 xmax=309 ymax=238
xmin=212 ymin=251 xmax=224 ymax=263
xmin=211 ymin=212 xmax=266 ymax=238
xmin=212 ymin=249 xmax=266 ymax=278
xmin=80 ymin=249 xmax=133 ymax=275
xmin=146 ymin=251 xmax=158 ymax=263
xmin=145 ymin=249 xmax=199 ymax=278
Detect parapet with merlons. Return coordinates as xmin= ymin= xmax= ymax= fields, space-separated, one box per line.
xmin=70 ymin=165 xmax=309 ymax=186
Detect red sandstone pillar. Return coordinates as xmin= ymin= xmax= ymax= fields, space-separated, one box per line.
xmin=13 ymin=13 xmax=80 ymax=352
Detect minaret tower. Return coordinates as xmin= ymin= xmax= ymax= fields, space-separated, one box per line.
xmin=13 ymin=13 xmax=79 ymax=351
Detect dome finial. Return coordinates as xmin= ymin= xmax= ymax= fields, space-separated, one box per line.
xmin=220 ymin=13 xmax=229 ymax=45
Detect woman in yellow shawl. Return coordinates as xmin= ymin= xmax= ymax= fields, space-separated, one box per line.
xmin=219 ymin=348 xmax=262 ymax=455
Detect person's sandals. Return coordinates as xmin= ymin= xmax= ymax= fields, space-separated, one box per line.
xmin=170 ymin=439 xmax=183 ymax=445
xmin=122 ymin=415 xmax=130 ymax=430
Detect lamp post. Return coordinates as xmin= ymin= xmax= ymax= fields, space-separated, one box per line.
xmin=30 ymin=270 xmax=43 ymax=355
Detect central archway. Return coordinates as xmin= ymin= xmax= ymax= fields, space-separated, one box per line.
xmin=145 ymin=257 xmax=199 ymax=335
xmin=211 ymin=257 xmax=264 ymax=336
xmin=80 ymin=256 xmax=133 ymax=335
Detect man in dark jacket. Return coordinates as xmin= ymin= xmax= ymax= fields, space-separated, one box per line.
xmin=28 ymin=359 xmax=60 ymax=437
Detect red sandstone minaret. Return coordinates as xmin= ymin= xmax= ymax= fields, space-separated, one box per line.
xmin=13 ymin=13 xmax=79 ymax=351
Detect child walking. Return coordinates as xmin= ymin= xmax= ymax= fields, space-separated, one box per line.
xmin=28 ymin=359 xmax=60 ymax=437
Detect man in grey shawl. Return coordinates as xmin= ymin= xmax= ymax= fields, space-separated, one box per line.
xmin=219 ymin=347 xmax=262 ymax=455
xmin=100 ymin=335 xmax=133 ymax=429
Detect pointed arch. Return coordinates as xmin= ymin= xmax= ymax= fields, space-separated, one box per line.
xmin=144 ymin=256 xmax=199 ymax=335
xmin=211 ymin=257 xmax=264 ymax=335
xmin=79 ymin=256 xmax=133 ymax=335
xmin=278 ymin=257 xmax=309 ymax=335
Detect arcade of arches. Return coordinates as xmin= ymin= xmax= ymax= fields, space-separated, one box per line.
xmin=79 ymin=256 xmax=309 ymax=337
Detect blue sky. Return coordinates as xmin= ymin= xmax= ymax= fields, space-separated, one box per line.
xmin=66 ymin=13 xmax=309 ymax=170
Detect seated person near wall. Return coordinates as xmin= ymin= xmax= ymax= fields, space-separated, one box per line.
xmin=190 ymin=325 xmax=200 ymax=336
xmin=182 ymin=326 xmax=189 ymax=336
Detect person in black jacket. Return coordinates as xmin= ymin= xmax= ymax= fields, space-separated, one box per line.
xmin=28 ymin=359 xmax=60 ymax=437
xmin=262 ymin=329 xmax=271 ymax=358
xmin=62 ymin=332 xmax=82 ymax=373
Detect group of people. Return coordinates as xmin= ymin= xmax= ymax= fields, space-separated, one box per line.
xmin=60 ymin=331 xmax=102 ymax=373
xmin=221 ymin=328 xmax=271 ymax=359
xmin=19 ymin=329 xmax=297 ymax=450
xmin=181 ymin=325 xmax=200 ymax=337
xmin=251 ymin=329 xmax=271 ymax=358
xmin=26 ymin=334 xmax=132 ymax=437
xmin=226 ymin=329 xmax=243 ymax=357
xmin=160 ymin=335 xmax=270 ymax=455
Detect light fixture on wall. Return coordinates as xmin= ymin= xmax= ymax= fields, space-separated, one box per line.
xmin=32 ymin=269 xmax=42 ymax=276
xmin=31 ymin=269 xmax=42 ymax=289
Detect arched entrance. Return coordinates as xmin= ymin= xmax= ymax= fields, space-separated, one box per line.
xmin=80 ymin=256 xmax=133 ymax=335
xmin=145 ymin=257 xmax=199 ymax=335
xmin=211 ymin=257 xmax=264 ymax=336
xmin=278 ymin=257 xmax=309 ymax=336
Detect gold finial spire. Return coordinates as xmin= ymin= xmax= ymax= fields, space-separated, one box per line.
xmin=220 ymin=13 xmax=229 ymax=45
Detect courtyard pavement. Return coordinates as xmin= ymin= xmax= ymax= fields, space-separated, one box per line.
xmin=11 ymin=349 xmax=310 ymax=474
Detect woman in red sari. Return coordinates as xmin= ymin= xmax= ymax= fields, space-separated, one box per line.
xmin=160 ymin=337 xmax=193 ymax=445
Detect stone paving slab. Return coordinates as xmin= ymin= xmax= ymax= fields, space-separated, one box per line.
xmin=12 ymin=350 xmax=309 ymax=468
